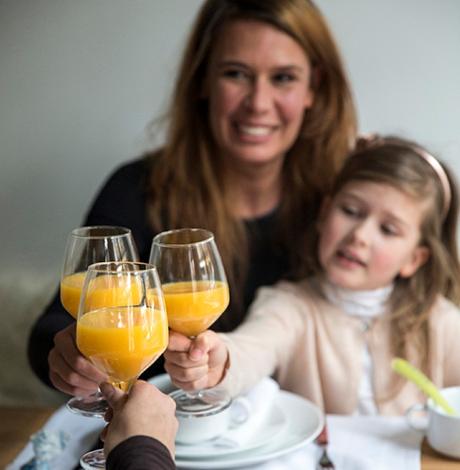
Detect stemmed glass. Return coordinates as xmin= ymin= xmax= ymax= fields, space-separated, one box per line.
xmin=149 ymin=228 xmax=230 ymax=413
xmin=77 ymin=261 xmax=168 ymax=469
xmin=60 ymin=226 xmax=138 ymax=416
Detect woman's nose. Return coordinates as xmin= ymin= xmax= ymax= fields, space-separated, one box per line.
xmin=244 ymin=78 xmax=272 ymax=113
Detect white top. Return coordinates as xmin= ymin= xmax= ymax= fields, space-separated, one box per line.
xmin=323 ymin=282 xmax=393 ymax=415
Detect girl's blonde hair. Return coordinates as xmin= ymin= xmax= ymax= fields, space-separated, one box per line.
xmin=146 ymin=0 xmax=357 ymax=329
xmin=326 ymin=136 xmax=460 ymax=376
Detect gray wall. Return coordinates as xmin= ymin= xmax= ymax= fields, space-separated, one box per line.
xmin=1 ymin=0 xmax=459 ymax=278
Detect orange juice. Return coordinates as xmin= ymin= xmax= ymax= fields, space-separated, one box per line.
xmin=162 ymin=281 xmax=229 ymax=336
xmin=60 ymin=272 xmax=86 ymax=318
xmin=61 ymin=273 xmax=143 ymax=319
xmin=77 ymin=306 xmax=168 ymax=390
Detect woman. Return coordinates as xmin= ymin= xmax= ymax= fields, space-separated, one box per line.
xmin=28 ymin=0 xmax=357 ymax=397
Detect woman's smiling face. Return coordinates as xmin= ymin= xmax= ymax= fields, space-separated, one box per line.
xmin=205 ymin=19 xmax=315 ymax=169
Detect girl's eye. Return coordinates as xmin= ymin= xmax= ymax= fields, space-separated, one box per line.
xmin=340 ymin=204 xmax=360 ymax=217
xmin=381 ymin=224 xmax=399 ymax=236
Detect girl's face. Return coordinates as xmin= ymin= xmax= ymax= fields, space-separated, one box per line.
xmin=318 ymin=181 xmax=429 ymax=291
xmin=205 ymin=20 xmax=314 ymax=170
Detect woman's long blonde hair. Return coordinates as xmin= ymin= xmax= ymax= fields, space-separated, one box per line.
xmin=324 ymin=137 xmax=460 ymax=375
xmin=147 ymin=0 xmax=357 ymax=327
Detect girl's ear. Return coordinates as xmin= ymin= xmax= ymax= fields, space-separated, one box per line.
xmin=317 ymin=196 xmax=332 ymax=232
xmin=399 ymin=246 xmax=430 ymax=278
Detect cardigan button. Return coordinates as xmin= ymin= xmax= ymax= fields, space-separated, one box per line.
xmin=361 ymin=319 xmax=371 ymax=332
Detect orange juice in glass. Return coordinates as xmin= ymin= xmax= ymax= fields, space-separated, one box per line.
xmin=60 ymin=226 xmax=138 ymax=318
xmin=150 ymin=228 xmax=230 ymax=413
xmin=162 ymin=280 xmax=229 ymax=337
xmin=61 ymin=272 xmax=86 ymax=318
xmin=77 ymin=306 xmax=168 ymax=391
xmin=75 ymin=261 xmax=167 ymax=469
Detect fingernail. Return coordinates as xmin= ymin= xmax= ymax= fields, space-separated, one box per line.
xmin=100 ymin=382 xmax=113 ymax=397
xmin=189 ymin=348 xmax=203 ymax=361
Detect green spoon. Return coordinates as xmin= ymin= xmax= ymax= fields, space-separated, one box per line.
xmin=391 ymin=357 xmax=457 ymax=416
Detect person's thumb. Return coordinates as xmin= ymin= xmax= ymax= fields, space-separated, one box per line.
xmin=100 ymin=382 xmax=125 ymax=409
xmin=188 ymin=331 xmax=216 ymax=361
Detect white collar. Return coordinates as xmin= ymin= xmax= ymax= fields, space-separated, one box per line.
xmin=322 ymin=280 xmax=393 ymax=318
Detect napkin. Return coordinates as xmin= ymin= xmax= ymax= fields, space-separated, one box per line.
xmin=7 ymin=407 xmax=103 ymax=470
xmin=325 ymin=415 xmax=423 ymax=470
xmin=238 ymin=415 xmax=422 ymax=470
xmin=212 ymin=377 xmax=280 ymax=448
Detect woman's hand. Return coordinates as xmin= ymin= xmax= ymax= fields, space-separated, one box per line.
xmin=164 ymin=330 xmax=229 ymax=391
xmin=48 ymin=323 xmax=107 ymax=396
xmin=100 ymin=381 xmax=178 ymax=458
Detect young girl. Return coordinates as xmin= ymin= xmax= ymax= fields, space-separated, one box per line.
xmin=165 ymin=136 xmax=460 ymax=415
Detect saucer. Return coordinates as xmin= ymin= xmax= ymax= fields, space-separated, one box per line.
xmin=175 ymin=401 xmax=287 ymax=458
xmin=149 ymin=374 xmax=323 ymax=469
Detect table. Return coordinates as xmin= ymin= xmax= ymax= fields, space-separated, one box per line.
xmin=1 ymin=406 xmax=459 ymax=469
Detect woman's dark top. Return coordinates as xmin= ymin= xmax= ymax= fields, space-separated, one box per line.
xmin=106 ymin=436 xmax=176 ymax=470
xmin=27 ymin=157 xmax=290 ymax=387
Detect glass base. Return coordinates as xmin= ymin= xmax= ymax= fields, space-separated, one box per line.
xmin=170 ymin=388 xmax=231 ymax=415
xmin=80 ymin=448 xmax=105 ymax=469
xmin=66 ymin=391 xmax=108 ymax=418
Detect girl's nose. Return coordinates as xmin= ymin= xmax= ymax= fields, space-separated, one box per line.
xmin=244 ymin=78 xmax=272 ymax=113
xmin=348 ymin=219 xmax=373 ymax=244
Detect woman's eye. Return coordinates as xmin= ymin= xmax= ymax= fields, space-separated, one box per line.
xmin=272 ymin=73 xmax=296 ymax=84
xmin=222 ymin=69 xmax=248 ymax=81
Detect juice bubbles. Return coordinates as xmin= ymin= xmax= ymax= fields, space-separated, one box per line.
xmin=162 ymin=281 xmax=229 ymax=336
xmin=77 ymin=306 xmax=168 ymax=391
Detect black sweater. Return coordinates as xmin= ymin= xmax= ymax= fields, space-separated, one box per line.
xmin=106 ymin=436 xmax=176 ymax=470
xmin=27 ymin=157 xmax=290 ymax=388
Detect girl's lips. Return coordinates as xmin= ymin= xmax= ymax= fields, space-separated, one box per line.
xmin=336 ymin=249 xmax=366 ymax=267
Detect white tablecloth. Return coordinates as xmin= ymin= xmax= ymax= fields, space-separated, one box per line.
xmin=7 ymin=407 xmax=422 ymax=470
xmin=243 ymin=415 xmax=422 ymax=470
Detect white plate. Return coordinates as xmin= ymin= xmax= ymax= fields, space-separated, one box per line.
xmin=175 ymin=402 xmax=286 ymax=459
xmin=149 ymin=374 xmax=324 ymax=469
xmin=150 ymin=374 xmax=287 ymax=457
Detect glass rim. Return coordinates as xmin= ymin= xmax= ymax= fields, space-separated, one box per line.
xmin=152 ymin=228 xmax=214 ymax=247
xmin=70 ymin=225 xmax=132 ymax=239
xmin=87 ymin=261 xmax=157 ymax=274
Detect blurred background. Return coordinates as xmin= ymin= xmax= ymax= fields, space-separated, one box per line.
xmin=1 ymin=0 xmax=459 ymax=406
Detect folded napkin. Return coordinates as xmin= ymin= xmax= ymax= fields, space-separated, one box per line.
xmin=212 ymin=377 xmax=280 ymax=449
xmin=240 ymin=415 xmax=423 ymax=470
xmin=325 ymin=415 xmax=423 ymax=470
xmin=7 ymin=407 xmax=103 ymax=470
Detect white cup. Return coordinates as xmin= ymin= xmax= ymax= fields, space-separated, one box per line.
xmin=406 ymin=386 xmax=460 ymax=459
xmin=174 ymin=395 xmax=251 ymax=445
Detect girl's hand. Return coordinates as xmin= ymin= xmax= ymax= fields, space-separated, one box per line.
xmin=164 ymin=330 xmax=229 ymax=391
xmin=48 ymin=323 xmax=107 ymax=396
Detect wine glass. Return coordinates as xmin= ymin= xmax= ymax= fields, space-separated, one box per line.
xmin=149 ymin=228 xmax=230 ymax=413
xmin=77 ymin=261 xmax=168 ymax=469
xmin=60 ymin=226 xmax=138 ymax=416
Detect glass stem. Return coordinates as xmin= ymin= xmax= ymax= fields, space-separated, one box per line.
xmin=111 ymin=379 xmax=135 ymax=393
